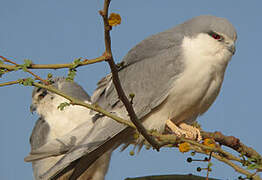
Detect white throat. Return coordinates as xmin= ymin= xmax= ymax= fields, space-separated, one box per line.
xmin=142 ymin=34 xmax=233 ymax=133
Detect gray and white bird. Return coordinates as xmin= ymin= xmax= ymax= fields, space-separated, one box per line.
xmin=29 ymin=78 xmax=112 ymax=180
xmin=25 ymin=15 xmax=237 ymax=179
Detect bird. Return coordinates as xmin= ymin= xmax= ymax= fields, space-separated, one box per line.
xmin=25 ymin=15 xmax=237 ymax=179
xmin=28 ymin=78 xmax=112 ymax=180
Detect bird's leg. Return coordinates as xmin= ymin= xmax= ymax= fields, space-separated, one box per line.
xmin=179 ymin=123 xmax=202 ymax=141
xmin=166 ymin=119 xmax=184 ymax=135
xmin=165 ymin=119 xmax=202 ymax=141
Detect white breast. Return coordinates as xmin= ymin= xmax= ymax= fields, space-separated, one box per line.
xmin=142 ymin=34 xmax=232 ymax=133
xmin=43 ymin=95 xmax=93 ymax=140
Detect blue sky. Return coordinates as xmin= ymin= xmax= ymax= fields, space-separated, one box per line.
xmin=1 ymin=0 xmax=262 ymax=179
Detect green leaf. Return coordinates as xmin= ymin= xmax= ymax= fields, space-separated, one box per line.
xmin=208 ymin=162 xmax=213 ymax=168
xmin=22 ymin=66 xmax=28 ymax=72
xmin=247 ymin=157 xmax=257 ymax=162
xmin=18 ymin=78 xmax=34 ymax=86
xmin=24 ymin=59 xmax=33 ymax=67
xmin=14 ymin=65 xmax=22 ymax=71
xmin=18 ymin=79 xmax=23 ymax=84
xmin=191 ymin=151 xmax=196 ymax=156
xmin=57 ymin=102 xmax=70 ymax=111
xmin=66 ymin=68 xmax=77 ymax=81
xmin=129 ymin=150 xmax=135 ymax=156
xmin=0 ymin=69 xmax=5 ymax=78
xmin=129 ymin=93 xmax=135 ymax=98
xmin=14 ymin=59 xmax=33 ymax=72
xmin=116 ymin=61 xmax=125 ymax=69
xmin=145 ymin=144 xmax=151 ymax=150
xmin=47 ymin=73 xmax=53 ymax=79
xmin=72 ymin=58 xmax=82 ymax=68
xmin=247 ymin=163 xmax=259 ymax=170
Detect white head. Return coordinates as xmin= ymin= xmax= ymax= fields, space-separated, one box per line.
xmin=30 ymin=78 xmax=91 ymax=117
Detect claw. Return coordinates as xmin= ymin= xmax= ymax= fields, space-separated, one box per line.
xmin=179 ymin=123 xmax=202 ymax=141
xmin=165 ymin=119 xmax=202 ymax=141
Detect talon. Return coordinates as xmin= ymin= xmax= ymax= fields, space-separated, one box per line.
xmin=179 ymin=123 xmax=202 ymax=141
xmin=165 ymin=120 xmax=202 ymax=141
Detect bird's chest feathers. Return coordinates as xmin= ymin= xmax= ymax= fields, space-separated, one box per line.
xmin=43 ymin=96 xmax=92 ymax=139
xmin=166 ymin=36 xmax=229 ymax=121
xmin=170 ymin=57 xmax=224 ymax=111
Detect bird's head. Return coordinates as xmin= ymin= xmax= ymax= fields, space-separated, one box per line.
xmin=30 ymin=85 xmax=55 ymax=117
xmin=180 ymin=15 xmax=237 ymax=66
xmin=30 ymin=77 xmax=91 ymax=116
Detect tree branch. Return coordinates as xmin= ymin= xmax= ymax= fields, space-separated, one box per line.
xmin=33 ymin=82 xmax=135 ymax=129
xmin=202 ymin=131 xmax=261 ymax=160
xmin=191 ymin=146 xmax=261 ymax=180
xmin=99 ymin=0 xmax=160 ymax=151
xmin=0 ymin=56 xmax=48 ymax=84
xmin=28 ymin=80 xmax=261 ymax=180
xmin=0 ymin=80 xmax=20 ymax=87
xmin=0 ymin=55 xmax=106 ymax=71
xmin=211 ymin=153 xmax=260 ymax=180
xmin=125 ymin=174 xmax=220 ymax=180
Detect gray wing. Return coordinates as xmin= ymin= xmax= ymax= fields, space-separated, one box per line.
xmin=49 ymin=27 xmax=186 ymax=179
xmin=27 ymin=26 xmax=186 ymax=179
xmin=30 ymin=117 xmax=50 ymax=150
xmin=30 ymin=117 xmax=51 ymax=179
xmin=25 ymin=116 xmax=129 ymax=179
xmin=52 ymin=27 xmax=186 ymax=179
xmin=28 ymin=117 xmax=115 ymax=180
xmin=95 ymin=27 xmax=185 ymax=119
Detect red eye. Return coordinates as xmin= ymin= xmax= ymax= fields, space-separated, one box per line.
xmin=212 ymin=33 xmax=221 ymax=40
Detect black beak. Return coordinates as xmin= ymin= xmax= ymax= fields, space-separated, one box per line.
xmin=30 ymin=104 xmax=36 ymax=114
xmin=228 ymin=44 xmax=236 ymax=55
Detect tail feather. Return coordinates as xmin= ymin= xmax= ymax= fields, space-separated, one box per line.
xmin=24 ymin=120 xmax=94 ymax=162
xmin=40 ymin=117 xmax=131 ymax=179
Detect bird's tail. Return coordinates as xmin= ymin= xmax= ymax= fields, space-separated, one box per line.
xmin=25 ymin=116 xmax=131 ymax=179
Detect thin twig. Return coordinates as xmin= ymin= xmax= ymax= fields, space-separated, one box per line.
xmin=156 ymin=133 xmax=261 ymax=180
xmin=211 ymin=154 xmax=260 ymax=180
xmin=99 ymin=0 xmax=160 ymax=151
xmin=202 ymin=131 xmax=262 ymax=160
xmin=153 ymin=133 xmax=242 ymax=162
xmin=0 ymin=56 xmax=106 ymax=71
xmin=0 ymin=56 xmax=48 ymax=85
xmin=33 ymin=82 xmax=136 ymax=129
xmin=0 ymin=55 xmax=18 ymax=65
xmin=27 ymin=71 xmax=49 ymax=85
xmin=0 ymin=80 xmax=20 ymax=87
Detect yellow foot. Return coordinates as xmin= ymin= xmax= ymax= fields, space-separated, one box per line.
xmin=166 ymin=120 xmax=202 ymax=141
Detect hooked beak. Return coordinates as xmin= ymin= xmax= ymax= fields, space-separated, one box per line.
xmin=228 ymin=44 xmax=236 ymax=55
xmin=30 ymin=104 xmax=36 ymax=114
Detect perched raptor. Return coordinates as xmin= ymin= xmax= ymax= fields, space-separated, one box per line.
xmin=25 ymin=15 xmax=237 ymax=179
xmin=29 ymin=78 xmax=111 ymax=180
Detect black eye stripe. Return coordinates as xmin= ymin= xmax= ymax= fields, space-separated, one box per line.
xmin=36 ymin=88 xmax=42 ymax=93
xmin=38 ymin=90 xmax=48 ymax=99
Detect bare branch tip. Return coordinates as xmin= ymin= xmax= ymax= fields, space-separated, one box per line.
xmin=99 ymin=10 xmax=105 ymax=16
